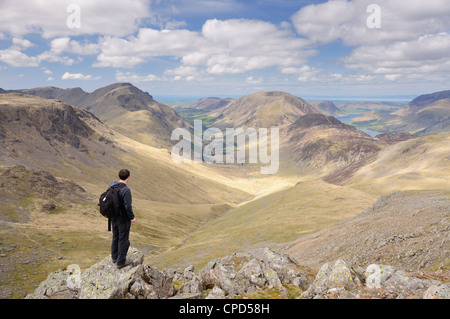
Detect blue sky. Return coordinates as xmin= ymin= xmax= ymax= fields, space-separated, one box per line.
xmin=0 ymin=0 xmax=449 ymax=100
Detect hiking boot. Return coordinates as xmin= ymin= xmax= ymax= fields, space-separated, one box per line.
xmin=116 ymin=260 xmax=132 ymax=269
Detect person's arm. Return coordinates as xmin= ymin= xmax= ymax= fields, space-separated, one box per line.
xmin=122 ymin=188 xmax=135 ymax=222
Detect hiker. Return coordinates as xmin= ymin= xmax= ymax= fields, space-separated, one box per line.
xmin=109 ymin=169 xmax=136 ymax=269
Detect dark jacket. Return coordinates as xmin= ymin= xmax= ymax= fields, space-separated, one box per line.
xmin=109 ymin=181 xmax=135 ymax=221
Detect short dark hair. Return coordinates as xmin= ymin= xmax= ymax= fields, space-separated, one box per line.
xmin=119 ymin=169 xmax=130 ymax=181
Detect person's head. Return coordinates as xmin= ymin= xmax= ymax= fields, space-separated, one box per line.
xmin=118 ymin=169 xmax=130 ymax=183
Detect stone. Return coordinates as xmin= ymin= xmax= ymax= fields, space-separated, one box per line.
xmin=129 ymin=277 xmax=155 ymax=299
xmin=25 ymin=269 xmax=77 ymax=299
xmin=184 ymin=265 xmax=195 ymax=280
xmin=179 ymin=275 xmax=204 ymax=294
xmin=79 ymin=247 xmax=145 ymax=299
xmin=423 ymin=284 xmax=450 ymax=299
xmin=206 ymin=286 xmax=226 ymax=299
xmin=302 ymin=259 xmax=359 ymax=298
xmin=364 ymin=264 xmax=396 ymax=289
xmin=238 ymin=258 xmax=266 ymax=288
xmin=143 ymin=265 xmax=176 ymax=299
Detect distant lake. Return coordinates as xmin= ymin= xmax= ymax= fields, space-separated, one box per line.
xmin=337 ymin=114 xmax=382 ymax=138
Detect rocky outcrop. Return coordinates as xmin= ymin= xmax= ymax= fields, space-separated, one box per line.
xmin=26 ymin=247 xmax=449 ymax=299
xmin=25 ymin=248 xmax=176 ymax=299
xmin=303 ymin=260 xmax=448 ymax=299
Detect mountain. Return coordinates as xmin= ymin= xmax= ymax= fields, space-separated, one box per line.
xmin=11 ymin=83 xmax=190 ymax=149
xmin=280 ymin=114 xmax=382 ymax=173
xmin=213 ymin=91 xmax=320 ymax=129
xmin=189 ymin=97 xmax=234 ymax=111
xmin=324 ymin=132 xmax=450 ymax=194
xmin=284 ymin=189 xmax=450 ymax=273
xmin=407 ymin=89 xmax=450 ymax=108
xmin=309 ymin=101 xmax=344 ymax=117
xmin=0 ymin=93 xmax=106 ymax=168
xmin=351 ymin=90 xmax=450 ymax=136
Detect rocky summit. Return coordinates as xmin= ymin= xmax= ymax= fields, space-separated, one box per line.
xmin=26 ymin=247 xmax=449 ymax=299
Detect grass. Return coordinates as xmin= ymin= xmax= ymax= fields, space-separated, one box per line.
xmin=150 ymin=179 xmax=377 ymax=269
xmin=0 ymin=225 xmax=110 ymax=298
xmin=174 ymin=107 xmax=220 ymax=128
xmin=347 ymin=133 xmax=450 ymax=195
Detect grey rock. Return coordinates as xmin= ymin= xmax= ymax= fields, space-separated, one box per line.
xmin=184 ymin=265 xmax=195 ymax=280
xmin=302 ymin=259 xmax=359 ymax=298
xmin=25 ymin=269 xmax=77 ymax=299
xmin=423 ymin=284 xmax=450 ymax=299
xmin=143 ymin=265 xmax=176 ymax=299
xmin=238 ymin=258 xmax=266 ymax=288
xmin=180 ymin=275 xmax=204 ymax=294
xmin=206 ymin=286 xmax=226 ymax=299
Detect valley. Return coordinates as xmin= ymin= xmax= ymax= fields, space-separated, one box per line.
xmin=0 ymin=85 xmax=448 ymax=299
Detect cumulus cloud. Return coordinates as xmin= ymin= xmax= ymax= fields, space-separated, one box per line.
xmin=115 ymin=71 xmax=159 ymax=82
xmin=94 ymin=18 xmax=315 ymax=75
xmin=292 ymin=0 xmax=450 ymax=83
xmin=343 ymin=32 xmax=450 ymax=80
xmin=292 ymin=0 xmax=450 ymax=46
xmin=61 ymin=72 xmax=100 ymax=80
xmin=50 ymin=37 xmax=99 ymax=55
xmin=0 ymin=49 xmax=39 ymax=67
xmin=0 ymin=0 xmax=151 ymax=38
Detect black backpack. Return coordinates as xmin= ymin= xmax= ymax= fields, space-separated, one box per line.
xmin=98 ymin=184 xmax=126 ymax=231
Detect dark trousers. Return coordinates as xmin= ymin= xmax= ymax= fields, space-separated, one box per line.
xmin=111 ymin=218 xmax=131 ymax=266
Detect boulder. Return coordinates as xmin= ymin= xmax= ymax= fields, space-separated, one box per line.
xmin=200 ymin=258 xmax=248 ymax=296
xmin=423 ymin=284 xmax=450 ymax=299
xmin=365 ymin=264 xmax=396 ymax=289
xmin=25 ymin=269 xmax=78 ymax=299
xmin=206 ymin=286 xmax=226 ymax=299
xmin=363 ymin=264 xmax=439 ymax=298
xmin=179 ymin=275 xmax=205 ymax=294
xmin=238 ymin=258 xmax=266 ymax=288
xmin=26 ymin=247 xmax=176 ymax=300
xmin=79 ymin=248 xmax=145 ymax=299
xmin=143 ymin=265 xmax=177 ymax=299
xmin=302 ymin=259 xmax=360 ymax=298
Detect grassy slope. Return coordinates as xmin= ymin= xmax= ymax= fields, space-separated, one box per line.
xmin=150 ymin=179 xmax=377 ymax=269
xmin=346 ymin=133 xmax=450 ymax=195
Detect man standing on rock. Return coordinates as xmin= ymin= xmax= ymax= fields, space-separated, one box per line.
xmin=110 ymin=169 xmax=136 ymax=269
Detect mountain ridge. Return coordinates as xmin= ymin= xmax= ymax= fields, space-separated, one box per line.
xmin=212 ymin=91 xmax=320 ymax=129
xmin=1 ymin=83 xmax=190 ymax=149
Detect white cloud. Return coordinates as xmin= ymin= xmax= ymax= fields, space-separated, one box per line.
xmin=61 ymin=72 xmax=100 ymax=80
xmin=246 ymin=76 xmax=263 ymax=84
xmin=343 ymin=32 xmax=450 ymax=79
xmin=385 ymin=74 xmax=401 ymax=81
xmin=12 ymin=38 xmax=34 ymax=49
xmin=115 ymin=71 xmax=159 ymax=82
xmin=0 ymin=0 xmax=151 ymax=38
xmin=292 ymin=0 xmax=450 ymax=46
xmin=0 ymin=49 xmax=39 ymax=67
xmin=291 ymin=0 xmax=450 ymax=84
xmin=42 ymin=67 xmax=52 ymax=75
xmin=281 ymin=65 xmax=343 ymax=83
xmin=50 ymin=37 xmax=99 ymax=55
xmin=94 ymin=18 xmax=315 ymax=76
